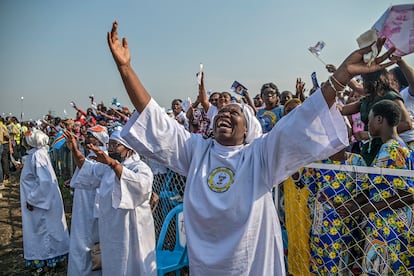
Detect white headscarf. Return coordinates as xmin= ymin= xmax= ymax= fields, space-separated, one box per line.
xmin=239 ymin=103 xmax=262 ymax=144
xmin=213 ymin=103 xmax=262 ymax=144
xmin=25 ymin=129 xmax=49 ymax=149
xmin=110 ymin=128 xmax=134 ymax=151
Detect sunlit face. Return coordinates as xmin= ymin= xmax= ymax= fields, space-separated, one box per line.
xmin=261 ymin=87 xmax=279 ymax=107
xmin=209 ymin=93 xmax=220 ymax=107
xmin=253 ymin=95 xmax=263 ymax=107
xmin=65 ymin=123 xmax=73 ymax=131
xmin=108 ymin=139 xmax=132 ymax=162
xmin=346 ymin=90 xmax=362 ymax=104
xmin=86 ymin=132 xmax=101 ymax=146
xmin=80 ymin=125 xmax=87 ymax=134
xmin=213 ymin=104 xmax=247 ymax=146
xmin=367 ymin=110 xmax=380 ymax=137
xmin=284 ymin=101 xmax=300 ymax=115
xmin=387 ymin=72 xmax=400 ymax=92
xmin=108 ymin=139 xmax=128 ymax=155
xmin=76 ymin=111 xmax=84 ymax=119
xmin=218 ymin=93 xmax=232 ymax=109
xmin=280 ymin=91 xmax=293 ymax=106
xmin=171 ymin=100 xmax=183 ymax=115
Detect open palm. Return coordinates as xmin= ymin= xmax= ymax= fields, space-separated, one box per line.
xmin=340 ymin=37 xmax=396 ymax=78
xmin=107 ymin=21 xmax=131 ymax=67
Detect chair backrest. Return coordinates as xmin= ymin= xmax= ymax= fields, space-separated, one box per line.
xmin=156 ymin=203 xmax=186 ymax=252
xmin=161 ymin=169 xmax=175 ymax=192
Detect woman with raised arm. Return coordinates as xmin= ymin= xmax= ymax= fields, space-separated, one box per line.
xmin=107 ymin=21 xmax=396 ymax=275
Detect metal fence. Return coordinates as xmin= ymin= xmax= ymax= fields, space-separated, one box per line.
xmin=282 ymin=162 xmax=414 ymax=276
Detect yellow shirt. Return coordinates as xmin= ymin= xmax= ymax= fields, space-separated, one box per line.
xmin=8 ymin=122 xmax=21 ymax=145
xmin=0 ymin=123 xmax=9 ymax=144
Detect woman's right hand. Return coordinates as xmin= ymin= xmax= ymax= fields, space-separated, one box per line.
xmin=107 ymin=21 xmax=131 ymax=67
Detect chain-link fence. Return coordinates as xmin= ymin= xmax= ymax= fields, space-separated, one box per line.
xmin=282 ymin=162 xmax=414 ymax=276
xmin=150 ymin=168 xmax=186 ymax=246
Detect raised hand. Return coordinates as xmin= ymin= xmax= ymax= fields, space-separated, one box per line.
xmin=198 ymin=71 xmax=205 ymax=93
xmin=107 ymin=21 xmax=131 ymax=67
xmin=107 ymin=21 xmax=151 ymax=113
xmin=63 ymin=130 xmax=78 ymax=151
xmin=335 ymin=37 xmax=396 ymax=84
xmin=296 ymin=78 xmax=305 ymax=94
xmin=325 ymin=64 xmax=337 ymax=73
xmin=87 ymin=144 xmax=112 ymax=166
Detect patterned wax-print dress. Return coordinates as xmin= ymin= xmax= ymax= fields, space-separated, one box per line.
xmin=360 ymin=139 xmax=414 ymax=276
xmin=302 ymin=153 xmax=366 ymax=275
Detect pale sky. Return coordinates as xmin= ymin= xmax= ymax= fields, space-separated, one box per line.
xmin=1 ymin=0 xmax=414 ymax=121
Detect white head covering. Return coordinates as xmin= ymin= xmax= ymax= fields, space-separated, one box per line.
xmin=25 ymin=129 xmax=49 ymax=149
xmin=110 ymin=128 xmax=134 ymax=151
xmin=213 ymin=103 xmax=262 ymax=144
xmin=239 ymin=103 xmax=262 ymax=144
xmin=87 ymin=125 xmax=109 ymax=145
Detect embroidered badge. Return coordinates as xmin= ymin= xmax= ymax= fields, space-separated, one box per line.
xmin=208 ymin=167 xmax=234 ymax=193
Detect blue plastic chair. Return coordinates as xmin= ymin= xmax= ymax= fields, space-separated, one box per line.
xmin=156 ymin=204 xmax=188 ymax=276
xmin=159 ymin=170 xmax=182 ymax=216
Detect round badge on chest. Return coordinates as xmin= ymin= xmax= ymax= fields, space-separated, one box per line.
xmin=208 ymin=167 xmax=235 ymax=193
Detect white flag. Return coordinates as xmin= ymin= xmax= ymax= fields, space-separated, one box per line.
xmin=308 ymin=41 xmax=326 ymax=56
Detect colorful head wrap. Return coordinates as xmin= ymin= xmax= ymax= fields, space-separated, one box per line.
xmin=87 ymin=125 xmax=109 ymax=145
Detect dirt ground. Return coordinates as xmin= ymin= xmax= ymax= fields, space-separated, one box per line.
xmin=0 ymin=172 xmax=69 ymax=276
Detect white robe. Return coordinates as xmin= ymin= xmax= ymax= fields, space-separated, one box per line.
xmin=68 ymin=149 xmax=106 ymax=276
xmin=122 ymin=89 xmax=348 ymax=276
xmin=74 ymin=153 xmax=157 ymax=276
xmin=20 ymin=147 xmax=69 ymax=261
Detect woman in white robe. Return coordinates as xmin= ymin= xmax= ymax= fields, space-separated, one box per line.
xmin=107 ymin=21 xmax=397 ymax=275
xmin=67 ymin=125 xmax=108 ymax=276
xmin=64 ymin=128 xmax=157 ymax=276
xmin=20 ymin=129 xmax=69 ymax=273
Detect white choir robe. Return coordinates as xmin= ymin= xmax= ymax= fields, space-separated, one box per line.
xmin=122 ymin=89 xmax=349 ymax=276
xmin=68 ymin=149 xmax=105 ymax=276
xmin=20 ymin=147 xmax=70 ymax=261
xmin=74 ymin=153 xmax=157 ymax=276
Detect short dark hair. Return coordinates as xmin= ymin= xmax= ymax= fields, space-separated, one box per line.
xmin=220 ymin=92 xmax=232 ymax=98
xmin=209 ymin=92 xmax=220 ymax=100
xmin=371 ymin=99 xmax=401 ymax=127
xmin=260 ymin=82 xmax=280 ymax=97
xmin=390 ymin=66 xmax=408 ymax=90
xmin=171 ymin=99 xmax=182 ymax=104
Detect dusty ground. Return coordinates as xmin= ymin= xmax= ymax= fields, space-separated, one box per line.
xmin=0 ymin=172 xmax=70 ymax=275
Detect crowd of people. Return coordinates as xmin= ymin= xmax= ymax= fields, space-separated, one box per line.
xmin=1 ymin=20 xmax=414 ymax=275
